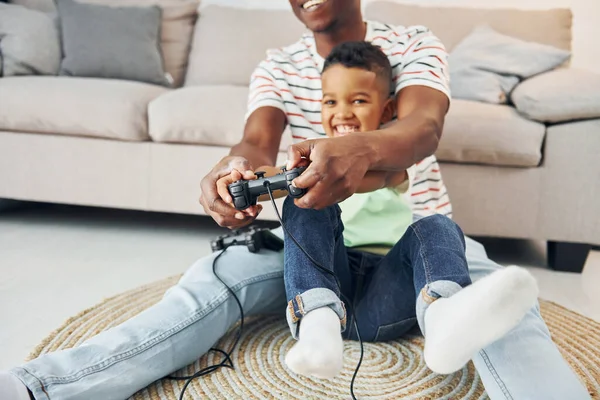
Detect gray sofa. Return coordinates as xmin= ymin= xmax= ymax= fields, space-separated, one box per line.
xmin=1 ymin=1 xmax=599 ymax=272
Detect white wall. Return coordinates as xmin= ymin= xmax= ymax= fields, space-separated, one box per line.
xmin=203 ymin=0 xmax=599 ymax=73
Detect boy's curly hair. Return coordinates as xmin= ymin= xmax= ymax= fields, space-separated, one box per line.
xmin=323 ymin=41 xmax=394 ymax=96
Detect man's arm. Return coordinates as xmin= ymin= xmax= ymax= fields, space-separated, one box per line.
xmin=230 ymin=107 xmax=286 ymax=168
xmin=360 ymin=85 xmax=449 ymax=171
xmin=287 ymin=85 xmax=448 ymax=209
xmin=200 ymin=107 xmax=286 ymax=228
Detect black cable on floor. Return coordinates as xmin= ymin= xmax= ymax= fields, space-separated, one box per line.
xmin=170 ymin=186 xmax=363 ymax=400
xmin=168 ymin=242 xmax=244 ymax=400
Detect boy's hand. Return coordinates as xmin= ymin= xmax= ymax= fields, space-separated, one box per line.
xmin=286 ymin=135 xmax=373 ymax=209
xmin=199 ymin=156 xmax=262 ymax=229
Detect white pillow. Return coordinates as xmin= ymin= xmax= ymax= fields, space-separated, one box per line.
xmin=449 ymin=25 xmax=570 ymax=104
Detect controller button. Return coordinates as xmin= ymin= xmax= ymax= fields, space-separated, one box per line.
xmin=230 ymin=186 xmax=243 ymax=193
xmin=255 ymin=171 xmax=266 ymax=179
xmin=234 ymin=197 xmax=248 ymax=209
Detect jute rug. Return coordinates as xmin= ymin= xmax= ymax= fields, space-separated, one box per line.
xmin=28 ymin=275 xmax=600 ymax=399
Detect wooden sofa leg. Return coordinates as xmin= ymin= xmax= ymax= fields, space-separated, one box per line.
xmin=547 ymin=241 xmax=591 ymax=273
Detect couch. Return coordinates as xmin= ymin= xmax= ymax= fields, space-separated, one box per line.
xmin=1 ymin=1 xmax=599 ymax=273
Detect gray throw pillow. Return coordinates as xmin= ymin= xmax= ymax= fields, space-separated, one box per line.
xmin=0 ymin=3 xmax=61 ymax=76
xmin=55 ymin=0 xmax=170 ymax=86
xmin=449 ymin=25 xmax=571 ymax=104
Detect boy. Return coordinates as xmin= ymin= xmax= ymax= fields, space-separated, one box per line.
xmin=246 ymin=41 xmax=539 ymax=379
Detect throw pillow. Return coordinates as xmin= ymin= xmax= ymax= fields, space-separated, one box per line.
xmin=0 ymin=3 xmax=61 ymax=76
xmin=449 ymin=25 xmax=571 ymax=104
xmin=56 ymin=0 xmax=170 ymax=86
xmin=511 ymin=68 xmax=600 ymax=123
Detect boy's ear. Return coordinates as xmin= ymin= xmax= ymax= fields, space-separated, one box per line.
xmin=380 ymin=96 xmax=396 ymax=125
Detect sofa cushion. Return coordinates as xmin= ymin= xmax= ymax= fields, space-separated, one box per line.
xmin=148 ymin=85 xmax=293 ymax=150
xmin=0 ymin=76 xmax=168 ymax=141
xmin=10 ymin=0 xmax=199 ymax=88
xmin=184 ymin=6 xmax=307 ymax=86
xmin=0 ymin=3 xmax=61 ymax=76
xmin=449 ymin=25 xmax=570 ymax=104
xmin=56 ymin=0 xmax=169 ymax=86
xmin=512 ymin=68 xmax=600 ymax=123
xmin=83 ymin=0 xmax=199 ymax=87
xmin=365 ymin=2 xmax=572 ymax=53
xmin=436 ymin=100 xmax=546 ymax=168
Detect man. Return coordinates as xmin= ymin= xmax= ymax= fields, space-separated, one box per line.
xmin=1 ymin=1 xmax=589 ymax=399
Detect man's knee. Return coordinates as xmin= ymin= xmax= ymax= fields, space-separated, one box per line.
xmin=179 ymin=247 xmax=284 ymax=290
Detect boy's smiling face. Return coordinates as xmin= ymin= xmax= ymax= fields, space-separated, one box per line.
xmin=321 ymin=64 xmax=394 ymax=137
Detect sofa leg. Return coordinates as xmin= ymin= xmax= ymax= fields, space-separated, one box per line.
xmin=547 ymin=241 xmax=590 ymax=273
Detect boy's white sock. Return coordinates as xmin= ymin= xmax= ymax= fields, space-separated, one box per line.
xmin=423 ymin=266 xmax=538 ymax=374
xmin=285 ymin=306 xmax=344 ymax=379
xmin=0 ymin=372 xmax=31 ymax=400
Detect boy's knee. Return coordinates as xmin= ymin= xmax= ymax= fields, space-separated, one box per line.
xmin=416 ymin=214 xmax=463 ymax=234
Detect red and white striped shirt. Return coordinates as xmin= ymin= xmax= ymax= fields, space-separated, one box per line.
xmin=246 ymin=20 xmax=452 ymax=217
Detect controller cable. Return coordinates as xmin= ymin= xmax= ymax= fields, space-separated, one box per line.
xmin=169 ymin=183 xmax=364 ymax=400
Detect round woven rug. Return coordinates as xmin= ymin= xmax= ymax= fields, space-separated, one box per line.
xmin=29 ymin=275 xmax=600 ymax=399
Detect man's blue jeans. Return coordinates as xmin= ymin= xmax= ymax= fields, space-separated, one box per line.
xmin=283 ymin=197 xmax=472 ymax=341
xmin=12 ymin=209 xmax=590 ymax=399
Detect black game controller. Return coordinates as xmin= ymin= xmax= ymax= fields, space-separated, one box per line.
xmin=211 ymin=226 xmax=284 ymax=253
xmin=228 ymin=166 xmax=307 ymax=211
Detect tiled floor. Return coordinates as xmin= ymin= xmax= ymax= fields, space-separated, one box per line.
xmin=0 ymin=203 xmax=598 ymax=371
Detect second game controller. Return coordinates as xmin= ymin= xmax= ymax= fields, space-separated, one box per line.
xmin=228 ymin=166 xmax=307 ymax=210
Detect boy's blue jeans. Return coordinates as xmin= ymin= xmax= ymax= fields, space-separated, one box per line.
xmin=283 ymin=197 xmax=472 ymax=341
xmin=12 ymin=201 xmax=590 ymax=400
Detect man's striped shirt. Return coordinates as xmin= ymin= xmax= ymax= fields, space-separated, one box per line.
xmin=246 ymin=20 xmax=452 ymax=217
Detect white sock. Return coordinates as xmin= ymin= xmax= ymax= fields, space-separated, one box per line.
xmin=423 ymin=265 xmax=538 ymax=374
xmin=0 ymin=372 xmax=30 ymax=400
xmin=285 ymin=306 xmax=343 ymax=379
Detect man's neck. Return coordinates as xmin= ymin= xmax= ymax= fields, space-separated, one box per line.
xmin=313 ymin=18 xmax=367 ymax=59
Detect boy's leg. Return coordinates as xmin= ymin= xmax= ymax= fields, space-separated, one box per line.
xmin=282 ymin=197 xmax=350 ymax=336
xmin=352 ymin=215 xmax=538 ymax=379
xmin=9 ymin=246 xmax=286 ymax=400
xmin=281 ymin=197 xmax=352 ymax=378
xmin=464 ymin=236 xmax=591 ymax=400
xmin=351 ymin=214 xmax=472 ymax=342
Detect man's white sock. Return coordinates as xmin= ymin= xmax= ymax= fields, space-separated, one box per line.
xmin=0 ymin=372 xmax=30 ymax=400
xmin=423 ymin=266 xmax=538 ymax=374
xmin=285 ymin=306 xmax=344 ymax=379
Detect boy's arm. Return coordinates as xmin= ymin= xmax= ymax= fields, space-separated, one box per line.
xmin=356 ymin=170 xmax=408 ymax=194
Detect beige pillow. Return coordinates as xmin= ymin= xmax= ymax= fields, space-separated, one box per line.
xmin=185 ymin=5 xmax=306 ymax=86
xmin=511 ymin=69 xmax=600 ymax=123
xmin=14 ymin=0 xmax=199 ymax=87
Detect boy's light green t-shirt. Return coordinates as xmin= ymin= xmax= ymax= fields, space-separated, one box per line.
xmin=339 ymin=186 xmax=413 ymax=254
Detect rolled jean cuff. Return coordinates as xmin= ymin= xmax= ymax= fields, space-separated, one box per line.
xmin=286 ymin=288 xmax=346 ymax=339
xmin=416 ymin=280 xmax=463 ymax=336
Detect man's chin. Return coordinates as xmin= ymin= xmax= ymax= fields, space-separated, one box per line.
xmin=302 ymin=17 xmax=338 ymax=34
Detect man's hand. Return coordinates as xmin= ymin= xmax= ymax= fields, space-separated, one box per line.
xmin=286 ymin=136 xmax=374 ymax=209
xmin=199 ymin=156 xmax=262 ymax=229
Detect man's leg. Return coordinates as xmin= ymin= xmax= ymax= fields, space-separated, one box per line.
xmin=465 ymin=236 xmax=591 ymax=400
xmin=9 ymin=246 xmax=286 ymax=400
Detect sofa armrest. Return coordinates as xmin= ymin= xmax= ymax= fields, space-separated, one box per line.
xmin=511 ymin=68 xmax=600 ymax=123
